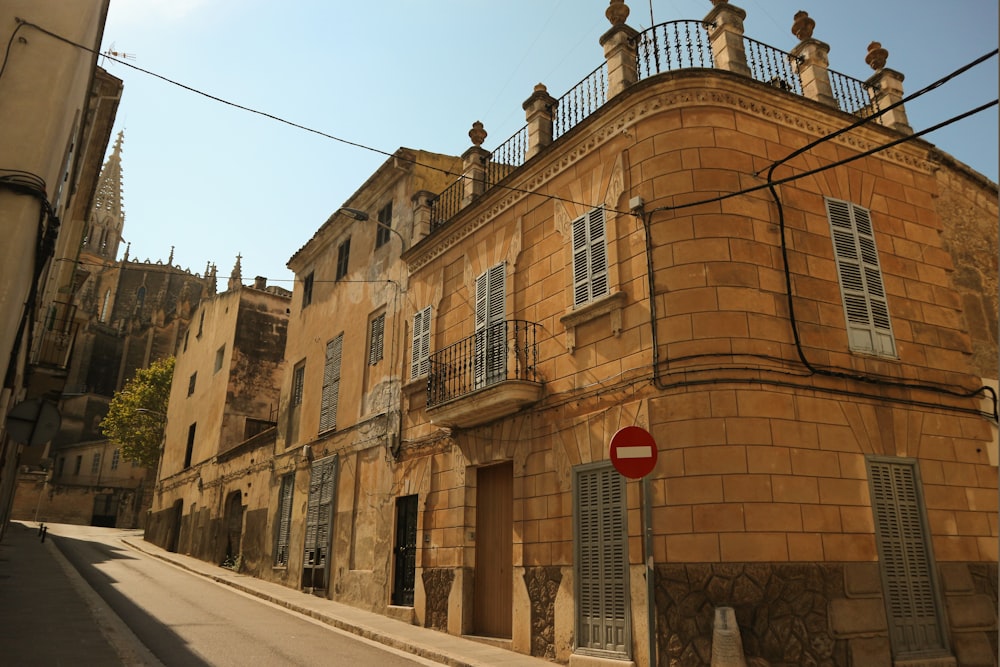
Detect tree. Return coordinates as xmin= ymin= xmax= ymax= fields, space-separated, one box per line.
xmin=100 ymin=356 xmax=174 ymax=468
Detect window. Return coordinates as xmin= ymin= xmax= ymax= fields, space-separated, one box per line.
xmin=273 ymin=473 xmax=295 ymax=567
xmin=110 ymin=449 xmax=120 ymax=471
xmin=100 ymin=290 xmax=111 ymax=323
xmin=183 ymin=329 xmax=189 ymax=352
xmin=91 ymin=452 xmax=101 ymax=475
xmin=575 ymin=462 xmax=630 ymax=656
xmin=572 ymin=207 xmax=610 ymax=307
xmin=336 ymin=238 xmax=351 ymax=280
xmin=319 ymin=334 xmax=343 ymax=434
xmin=376 ymin=201 xmax=392 ymax=248
xmin=56 ymin=456 xmax=65 ymax=478
xmin=197 ymin=309 xmax=205 ymax=337
xmin=136 ymin=286 xmax=146 ymax=310
xmin=825 ymin=198 xmax=896 ymax=357
xmin=184 ymin=423 xmax=196 ymax=468
xmin=214 ymin=345 xmax=225 ymax=373
xmin=474 ymin=264 xmax=506 ymax=389
xmin=369 ymin=313 xmax=385 ymax=365
xmin=188 ymin=372 xmax=197 ymax=396
xmin=291 ymin=363 xmax=305 ymax=407
xmin=867 ymin=457 xmax=949 ymax=660
xmin=302 ymin=271 xmax=314 ymax=308
xmin=74 ymin=455 xmax=82 ymax=476
xmin=411 ymin=306 xmax=432 ymax=378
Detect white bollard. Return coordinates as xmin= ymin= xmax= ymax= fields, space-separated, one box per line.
xmin=710 ymin=606 xmax=747 ymax=667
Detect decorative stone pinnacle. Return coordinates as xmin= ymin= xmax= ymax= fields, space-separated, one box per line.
xmin=791 ymin=11 xmax=815 ymax=40
xmin=534 ymin=83 xmax=547 ymax=93
xmin=606 ymin=0 xmax=630 ymax=26
xmin=711 ymin=0 xmax=729 ymax=5
xmin=469 ymin=121 xmax=487 ymax=147
xmin=866 ymin=41 xmax=888 ymax=70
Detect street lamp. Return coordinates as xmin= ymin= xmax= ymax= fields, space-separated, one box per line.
xmin=337 ymin=207 xmax=406 ymax=250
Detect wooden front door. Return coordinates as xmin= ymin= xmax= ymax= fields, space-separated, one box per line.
xmin=474 ymin=462 xmax=512 ymax=638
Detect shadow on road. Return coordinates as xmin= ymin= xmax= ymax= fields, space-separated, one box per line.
xmin=51 ymin=530 xmax=212 ymax=667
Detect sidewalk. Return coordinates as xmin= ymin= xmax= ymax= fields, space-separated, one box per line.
xmin=0 ymin=521 xmax=152 ymax=666
xmin=121 ymin=533 xmax=553 ymax=667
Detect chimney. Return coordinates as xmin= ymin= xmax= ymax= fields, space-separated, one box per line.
xmin=254 ymin=276 xmax=267 ymax=290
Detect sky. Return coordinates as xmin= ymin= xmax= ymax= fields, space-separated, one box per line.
xmin=93 ymin=0 xmax=998 ymax=291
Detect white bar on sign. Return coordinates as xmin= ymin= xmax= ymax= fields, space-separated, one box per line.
xmin=616 ymin=445 xmax=652 ymax=459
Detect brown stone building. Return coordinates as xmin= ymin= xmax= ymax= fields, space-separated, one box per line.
xmin=146 ymin=275 xmax=290 ymax=567
xmin=146 ymin=2 xmax=997 ymax=666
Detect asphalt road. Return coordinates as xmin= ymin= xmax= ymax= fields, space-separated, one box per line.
xmin=52 ymin=525 xmax=436 ymax=667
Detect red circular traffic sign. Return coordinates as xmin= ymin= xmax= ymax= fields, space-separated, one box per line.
xmin=609 ymin=426 xmax=658 ymax=479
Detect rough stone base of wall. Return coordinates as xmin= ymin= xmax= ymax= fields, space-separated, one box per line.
xmin=524 ymin=565 xmax=562 ymax=659
xmin=422 ymin=568 xmax=453 ymax=630
xmin=656 ymin=563 xmax=847 ymax=667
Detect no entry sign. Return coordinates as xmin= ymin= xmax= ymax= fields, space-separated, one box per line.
xmin=609 ymin=426 xmax=658 ymax=479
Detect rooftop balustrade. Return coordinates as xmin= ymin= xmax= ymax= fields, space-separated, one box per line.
xmin=426 ymin=3 xmax=895 ymax=234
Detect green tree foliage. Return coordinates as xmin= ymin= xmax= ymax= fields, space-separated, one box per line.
xmin=100 ymin=357 xmax=175 ymax=468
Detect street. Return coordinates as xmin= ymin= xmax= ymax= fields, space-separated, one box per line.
xmin=48 ymin=524 xmax=437 ymax=667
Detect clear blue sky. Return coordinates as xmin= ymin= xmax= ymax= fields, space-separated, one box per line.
xmin=96 ymin=0 xmax=998 ymax=290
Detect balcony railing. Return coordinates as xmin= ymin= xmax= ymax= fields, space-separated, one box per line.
xmin=427 ymin=320 xmax=539 ymax=408
xmin=32 ymin=301 xmax=78 ymax=369
xmin=427 ymin=19 xmax=882 ymax=232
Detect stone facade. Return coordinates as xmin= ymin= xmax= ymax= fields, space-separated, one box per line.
xmin=143 ymin=3 xmax=997 ymax=666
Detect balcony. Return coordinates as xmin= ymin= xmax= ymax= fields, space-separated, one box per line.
xmin=426 ymin=320 xmax=541 ymax=428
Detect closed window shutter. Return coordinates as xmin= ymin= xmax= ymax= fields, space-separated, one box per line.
xmin=575 ymin=464 xmax=629 ymax=654
xmin=319 ymin=334 xmax=343 ymax=433
xmin=868 ymin=458 xmax=947 ymax=658
xmin=411 ymin=306 xmax=431 ymax=378
xmin=572 ymin=207 xmax=610 ymax=307
xmin=274 ymin=473 xmax=294 ymax=566
xmin=474 ymin=265 xmax=505 ymax=389
xmin=303 ymin=456 xmax=337 ymax=568
xmin=369 ymin=314 xmax=385 ymax=365
xmin=826 ymin=198 xmax=895 ymax=357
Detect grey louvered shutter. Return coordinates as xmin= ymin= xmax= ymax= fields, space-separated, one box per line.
xmin=575 ymin=464 xmax=629 ymax=654
xmin=369 ymin=314 xmax=385 ymax=365
xmin=303 ymin=456 xmax=337 ymax=568
xmin=826 ymin=198 xmax=896 ymax=357
xmin=868 ymin=458 xmax=948 ymax=658
xmin=474 ymin=265 xmax=505 ymax=389
xmin=274 ymin=473 xmax=294 ymax=566
xmin=572 ymin=207 xmax=610 ymax=307
xmin=411 ymin=306 xmax=431 ymax=378
xmin=319 ymin=334 xmax=343 ymax=434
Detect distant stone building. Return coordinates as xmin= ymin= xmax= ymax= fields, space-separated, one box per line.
xmin=12 ymin=133 xmax=219 ymax=529
xmin=146 ymin=277 xmax=290 ymax=564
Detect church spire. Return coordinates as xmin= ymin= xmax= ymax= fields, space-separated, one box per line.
xmin=228 ymin=253 xmax=242 ymax=291
xmin=86 ymin=129 xmax=126 ymax=260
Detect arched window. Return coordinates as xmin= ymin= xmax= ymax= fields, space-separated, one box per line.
xmin=136 ymin=286 xmax=146 ymax=310
xmin=100 ymin=289 xmax=111 ymax=322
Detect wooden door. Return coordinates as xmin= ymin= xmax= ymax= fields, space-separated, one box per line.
xmin=474 ymin=462 xmax=512 ymax=638
xmin=392 ymin=495 xmax=418 ymax=606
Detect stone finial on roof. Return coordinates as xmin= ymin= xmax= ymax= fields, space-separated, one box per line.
xmin=791 ymin=11 xmax=815 ymax=40
xmin=865 ymin=41 xmax=888 ymax=70
xmin=606 ymin=0 xmax=630 ymax=26
xmin=469 ymin=121 xmax=487 ymax=147
xmin=168 ymin=245 xmax=174 ymax=265
xmin=123 ymin=242 xmax=130 ymax=262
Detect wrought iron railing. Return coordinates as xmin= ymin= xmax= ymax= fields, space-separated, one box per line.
xmin=636 ymin=20 xmax=713 ymax=79
xmin=430 ymin=177 xmax=464 ymax=232
xmin=33 ymin=301 xmax=78 ymax=369
xmin=744 ymin=35 xmax=804 ymax=96
xmin=427 ymin=20 xmax=882 ymax=232
xmin=486 ymin=125 xmax=528 ymax=188
xmin=553 ymin=62 xmax=608 ymax=140
xmin=427 ymin=320 xmax=538 ymax=407
xmin=829 ymin=69 xmax=880 ymax=118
